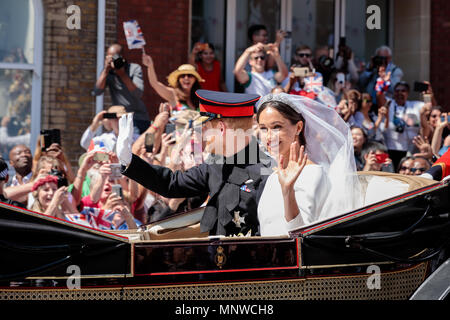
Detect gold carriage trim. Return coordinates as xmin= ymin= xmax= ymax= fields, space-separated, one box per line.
xmin=0 ymin=262 xmax=428 ymax=300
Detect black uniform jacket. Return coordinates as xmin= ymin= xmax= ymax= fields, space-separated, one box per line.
xmin=122 ymin=138 xmax=274 ymax=236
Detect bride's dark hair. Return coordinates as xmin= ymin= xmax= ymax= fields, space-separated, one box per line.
xmin=256 ymin=100 xmax=306 ymax=148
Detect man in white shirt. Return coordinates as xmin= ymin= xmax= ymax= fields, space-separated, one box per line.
xmin=5 ymin=144 xmax=33 ymax=187
xmin=382 ymin=81 xmax=426 ymax=168
xmin=80 ymin=105 xmax=129 ymax=152
xmin=234 ymin=43 xmax=288 ymax=96
xmin=3 ymin=144 xmax=33 ymax=205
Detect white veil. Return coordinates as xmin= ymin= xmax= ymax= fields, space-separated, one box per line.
xmin=256 ymin=93 xmax=363 ymax=221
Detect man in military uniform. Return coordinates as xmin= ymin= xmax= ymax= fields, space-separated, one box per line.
xmin=116 ymin=90 xmax=273 ymax=236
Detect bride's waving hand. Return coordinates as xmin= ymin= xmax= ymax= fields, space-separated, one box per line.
xmin=276 ymin=142 xmax=308 ymax=194
xmin=275 ymin=142 xmax=309 ymax=225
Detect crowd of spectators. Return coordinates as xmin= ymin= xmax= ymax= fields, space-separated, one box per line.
xmin=0 ymin=24 xmax=448 ymax=232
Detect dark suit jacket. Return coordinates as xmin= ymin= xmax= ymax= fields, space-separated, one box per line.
xmin=122 ymin=138 xmax=274 ymax=236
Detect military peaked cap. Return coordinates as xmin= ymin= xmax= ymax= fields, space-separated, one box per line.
xmin=195 ymin=89 xmax=260 ymax=124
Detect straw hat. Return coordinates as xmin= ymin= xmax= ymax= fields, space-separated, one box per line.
xmin=167 ymin=64 xmax=204 ymax=88
xmin=171 ymin=109 xmax=201 ymax=126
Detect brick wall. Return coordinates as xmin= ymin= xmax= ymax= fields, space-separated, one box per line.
xmin=117 ymin=0 xmax=191 ymax=120
xmin=42 ymin=0 xmax=117 ymax=169
xmin=40 ymin=0 xmax=190 ymax=170
xmin=430 ymin=0 xmax=450 ymax=111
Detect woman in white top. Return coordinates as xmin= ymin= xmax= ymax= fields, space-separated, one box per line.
xmin=256 ymin=93 xmax=362 ymax=236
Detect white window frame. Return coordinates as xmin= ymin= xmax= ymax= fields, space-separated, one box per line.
xmin=224 ymin=0 xmax=346 ymax=92
xmin=0 ymin=0 xmax=44 ymax=155
xmin=223 ymin=0 xmax=395 ymax=92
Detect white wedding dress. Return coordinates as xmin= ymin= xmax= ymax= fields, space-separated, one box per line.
xmin=255 ymin=93 xmax=363 ymax=237
xmin=258 ymin=164 xmax=330 ymax=236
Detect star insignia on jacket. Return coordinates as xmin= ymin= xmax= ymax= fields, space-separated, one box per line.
xmin=232 ymin=211 xmax=246 ymax=228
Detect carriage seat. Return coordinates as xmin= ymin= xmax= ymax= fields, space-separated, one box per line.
xmin=357 ymin=171 xmax=436 ymax=207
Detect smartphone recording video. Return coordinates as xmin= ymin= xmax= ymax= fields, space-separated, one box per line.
xmin=423 ymin=93 xmax=432 ymax=103
xmin=93 ymin=152 xmax=109 ymax=162
xmin=40 ymin=129 xmax=61 ymax=150
xmin=375 ymin=153 xmax=388 ymax=164
xmin=110 ymin=163 xmax=122 ymax=179
xmin=441 ymin=115 xmax=450 ymax=122
xmin=336 ymin=72 xmax=346 ymax=84
xmin=111 ymin=184 xmax=123 ymax=198
xmin=413 ymin=81 xmax=429 ymax=92
xmin=145 ymin=132 xmax=154 ymax=153
xmin=293 ymin=67 xmax=310 ymax=78
xmin=165 ymin=123 xmax=176 ymax=134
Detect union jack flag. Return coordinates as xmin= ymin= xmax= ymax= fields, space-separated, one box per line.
xmin=87 ymin=140 xmax=107 ymax=153
xmin=304 ymin=73 xmax=324 ymax=94
xmin=66 ymin=207 xmax=116 ymax=230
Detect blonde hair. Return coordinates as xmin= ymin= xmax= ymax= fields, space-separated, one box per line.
xmin=30 ymin=190 xmax=45 ymax=213
xmin=33 ymin=137 xmax=75 ymax=183
xmin=31 ymin=156 xmax=65 ymax=181
xmin=30 ymin=174 xmax=57 ymax=214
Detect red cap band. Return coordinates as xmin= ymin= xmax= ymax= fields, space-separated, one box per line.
xmin=199 ymin=103 xmax=254 ymax=117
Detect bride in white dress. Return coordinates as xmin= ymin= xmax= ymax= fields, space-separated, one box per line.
xmin=256 ymin=93 xmax=362 ymax=236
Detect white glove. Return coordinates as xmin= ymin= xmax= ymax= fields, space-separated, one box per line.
xmin=116 ymin=113 xmax=134 ymax=167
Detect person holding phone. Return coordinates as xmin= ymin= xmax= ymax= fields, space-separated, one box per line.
xmin=234 ymin=43 xmax=288 ymax=96
xmin=361 ymin=141 xmax=394 ymax=172
xmin=29 ymin=174 xmax=76 ymax=219
xmin=281 ymin=45 xmax=325 ymax=100
xmin=334 ymin=38 xmax=359 ymax=84
xmin=247 ymin=25 xmax=287 ymax=71
xmin=431 ymin=112 xmax=450 ymax=157
xmin=32 ymin=133 xmax=76 ymax=186
xmin=80 ymin=105 xmax=139 ymax=153
xmin=359 ymin=45 xmax=404 ymax=103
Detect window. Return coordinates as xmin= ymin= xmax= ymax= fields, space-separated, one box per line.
xmin=290 ymin=0 xmax=335 ymax=64
xmin=345 ymin=0 xmax=389 ymax=66
xmin=191 ymin=0 xmax=226 ymax=71
xmin=0 ymin=0 xmax=42 ymax=162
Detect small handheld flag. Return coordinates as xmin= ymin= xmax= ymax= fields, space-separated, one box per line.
xmin=123 ymin=20 xmax=146 ymax=51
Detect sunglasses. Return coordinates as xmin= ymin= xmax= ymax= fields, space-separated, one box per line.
xmin=410 ymin=167 xmax=427 ymax=173
xmin=296 ymin=53 xmax=311 ymax=58
xmin=400 ymin=166 xmax=412 ymax=171
xmin=180 ymin=74 xmax=195 ymax=79
xmin=252 ymin=55 xmax=266 ymax=61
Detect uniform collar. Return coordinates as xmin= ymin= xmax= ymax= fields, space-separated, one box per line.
xmin=223 ymin=137 xmax=261 ymax=165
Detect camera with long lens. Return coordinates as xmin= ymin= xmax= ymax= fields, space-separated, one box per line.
xmin=393 ymin=117 xmax=406 ymax=133
xmin=316 ymin=55 xmax=334 ymax=84
xmin=49 ymin=169 xmax=68 ymax=188
xmin=372 ymin=55 xmax=387 ymax=69
xmin=318 ymin=55 xmax=334 ymax=69
xmin=112 ymin=54 xmax=126 ymax=69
